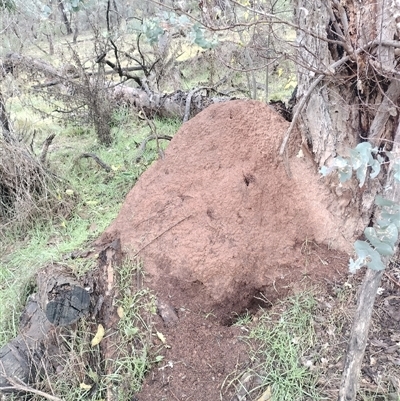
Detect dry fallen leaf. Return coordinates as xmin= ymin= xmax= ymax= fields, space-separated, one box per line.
xmin=156 ymin=331 xmax=166 ymax=344
xmin=256 ymin=386 xmax=272 ymax=401
xmin=117 ymin=306 xmax=124 ymax=319
xmin=79 ymin=382 xmax=92 ymax=390
xmin=91 ymin=324 xmax=105 ymax=346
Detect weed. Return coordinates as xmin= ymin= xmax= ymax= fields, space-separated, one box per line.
xmin=232 ymin=310 xmax=253 ymax=327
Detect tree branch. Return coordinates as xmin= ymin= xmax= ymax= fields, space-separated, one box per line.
xmin=40 ymin=133 xmax=56 ymax=165
xmin=78 ymin=153 xmax=111 ymax=172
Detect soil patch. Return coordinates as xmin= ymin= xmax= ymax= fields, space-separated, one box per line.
xmin=100 ymin=99 xmax=359 ymax=321
xmin=97 ymin=99 xmax=364 ymax=400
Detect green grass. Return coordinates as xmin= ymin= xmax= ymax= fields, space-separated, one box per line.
xmin=227 ymin=293 xmax=323 ymax=401
xmin=0 ymin=108 xmax=181 ymax=348
xmin=1 ymin=257 xmax=159 ymax=401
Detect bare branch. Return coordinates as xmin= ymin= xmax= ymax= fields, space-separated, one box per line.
xmin=0 ymin=368 xmax=62 ymax=401
xmin=78 ymin=153 xmax=112 ymax=172
xmin=39 ymin=133 xmax=56 ymax=165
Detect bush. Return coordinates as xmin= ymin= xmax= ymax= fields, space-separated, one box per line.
xmin=0 ymin=138 xmax=73 ymax=235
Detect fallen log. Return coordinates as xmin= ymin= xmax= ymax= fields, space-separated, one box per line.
xmin=2 ymin=53 xmax=235 ymax=121
xmin=0 ymin=264 xmax=90 ymax=393
xmin=0 ymin=240 xmax=122 ymax=396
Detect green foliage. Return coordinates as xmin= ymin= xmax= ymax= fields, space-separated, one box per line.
xmin=320 ymin=143 xmax=400 ymax=273
xmin=0 ymin=0 xmax=15 ymax=11
xmin=0 ymin=110 xmax=181 ymax=348
xmin=69 ymin=0 xmax=84 ymax=12
xmin=319 ymin=142 xmax=381 ymax=186
xmin=189 ymin=24 xmax=218 ymax=49
xmin=138 ymin=11 xmax=218 ymax=49
xmin=232 ymin=294 xmax=321 ymax=401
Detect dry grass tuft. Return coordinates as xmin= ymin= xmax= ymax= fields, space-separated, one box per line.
xmin=0 ymin=138 xmax=73 ymax=234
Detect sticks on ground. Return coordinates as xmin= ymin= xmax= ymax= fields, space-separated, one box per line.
xmin=134 ymin=135 xmax=172 ymax=163
xmin=78 ymin=153 xmax=112 ymax=172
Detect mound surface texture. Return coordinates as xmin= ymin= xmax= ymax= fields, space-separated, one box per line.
xmin=102 ymin=100 xmax=357 ymax=319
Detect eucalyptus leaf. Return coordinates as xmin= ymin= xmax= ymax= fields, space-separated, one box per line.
xmin=334 ymin=156 xmax=348 ymax=169
xmin=378 ymin=212 xmax=400 ymax=229
xmin=319 ymin=165 xmax=334 ymax=176
xmin=355 ymin=164 xmax=367 ymax=187
xmin=375 ymin=195 xmax=397 ymax=207
xmin=338 ymin=166 xmax=352 ymax=183
xmin=349 ymin=149 xmax=363 ymax=170
xmin=349 ymin=257 xmax=366 ymax=273
xmin=354 ymin=240 xmax=375 ymax=258
xmin=370 ymin=159 xmax=381 ymax=179
xmin=385 ymin=151 xmax=394 ymax=160
xmin=354 ymin=240 xmax=385 ymax=271
xmin=364 ymin=227 xmax=394 ymax=256
xmin=375 ymin=223 xmax=398 ymax=247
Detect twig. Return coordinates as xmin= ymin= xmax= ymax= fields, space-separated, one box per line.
xmin=384 ymin=272 xmax=400 ymax=288
xmin=278 ymin=53 xmax=352 ymax=177
xmin=133 ymin=215 xmax=193 ymax=257
xmin=134 ymin=135 xmax=172 ymax=163
xmin=40 ymin=133 xmax=56 ymax=165
xmin=78 ymin=153 xmax=111 ymax=172
xmin=338 ymin=269 xmax=384 ymax=401
xmin=279 ymin=38 xmax=400 ymax=161
xmin=0 ymin=369 xmax=62 ymax=401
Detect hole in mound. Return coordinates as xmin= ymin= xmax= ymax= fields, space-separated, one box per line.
xmin=221 ymin=287 xmax=279 ymax=327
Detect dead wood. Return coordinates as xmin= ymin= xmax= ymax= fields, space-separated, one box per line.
xmin=0 ymin=373 xmax=62 ymax=401
xmin=134 ymin=134 xmax=172 ymax=163
xmin=0 ymin=139 xmax=73 ymax=229
xmin=0 ymin=264 xmax=89 ymax=394
xmin=86 ymin=239 xmax=123 ymax=401
xmin=78 ymin=152 xmax=112 ymax=172
xmin=2 ymin=53 xmax=235 ymax=122
xmin=0 ymin=240 xmax=125 ymax=396
xmin=39 ymin=134 xmax=56 ymax=165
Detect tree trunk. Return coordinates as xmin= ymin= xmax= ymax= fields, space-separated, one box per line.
xmin=2 ymin=53 xmax=233 ymax=124
xmin=294 ymin=0 xmax=399 ymax=221
xmin=0 ymin=240 xmax=123 ymax=396
xmin=58 ymin=0 xmax=72 ymax=35
xmin=294 ymin=1 xmax=400 ymax=399
xmin=0 ymin=264 xmax=90 ymax=393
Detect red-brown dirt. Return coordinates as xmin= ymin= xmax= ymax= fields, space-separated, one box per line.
xmin=98 ymin=99 xmax=363 ymax=400
xmin=101 ymin=100 xmax=359 ymax=319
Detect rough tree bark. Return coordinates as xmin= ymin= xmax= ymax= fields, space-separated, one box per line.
xmin=293 ymin=1 xmax=400 ymax=400
xmin=294 ymin=0 xmax=399 ymax=223
xmin=0 ymin=264 xmax=90 ymax=393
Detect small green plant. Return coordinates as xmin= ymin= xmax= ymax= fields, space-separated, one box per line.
xmin=101 ymin=257 xmax=158 ymax=400
xmin=139 ymin=11 xmax=218 ymax=49
xmin=232 ymin=310 xmax=253 ymax=327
